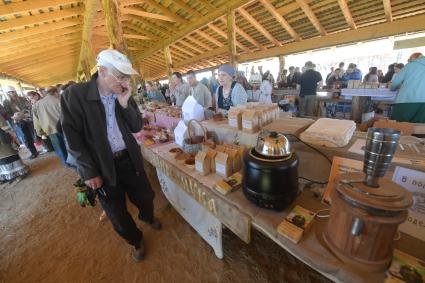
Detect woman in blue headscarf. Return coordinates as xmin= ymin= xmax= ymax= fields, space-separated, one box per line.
xmin=214 ymin=64 xmax=247 ymax=114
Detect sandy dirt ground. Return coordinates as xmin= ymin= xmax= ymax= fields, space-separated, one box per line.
xmin=0 ymin=153 xmax=331 ymax=283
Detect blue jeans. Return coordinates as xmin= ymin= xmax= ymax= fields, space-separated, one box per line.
xmin=15 ymin=121 xmax=37 ymax=156
xmin=48 ymin=132 xmax=68 ymax=165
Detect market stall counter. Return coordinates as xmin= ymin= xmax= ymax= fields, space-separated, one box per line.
xmin=137 ymin=117 xmax=425 ymax=283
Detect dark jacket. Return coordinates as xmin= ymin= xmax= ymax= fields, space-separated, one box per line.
xmin=60 ymin=73 xmax=144 ymax=186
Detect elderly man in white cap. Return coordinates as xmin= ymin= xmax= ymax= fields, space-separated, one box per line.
xmin=2 ymin=85 xmax=38 ymax=158
xmin=60 ymin=49 xmax=161 ymax=262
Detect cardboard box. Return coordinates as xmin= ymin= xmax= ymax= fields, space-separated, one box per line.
xmin=214 ymin=172 xmax=242 ymax=195
xmin=373 ymin=119 xmax=413 ymax=136
xmin=277 ymin=205 xmax=316 ymax=244
xmin=215 ymin=152 xmax=232 ymax=177
xmin=242 ymin=109 xmax=260 ymax=133
xmin=195 ymin=151 xmax=211 ymax=176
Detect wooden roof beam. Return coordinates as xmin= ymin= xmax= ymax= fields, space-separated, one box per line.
xmin=136 ymin=0 xmax=249 ymax=60
xmin=128 ymin=0 xmax=189 ymax=24
xmin=121 ymin=14 xmax=171 ymax=36
xmin=258 ymin=0 xmax=301 ymax=41
xmin=121 ymin=7 xmax=178 ymax=22
xmin=124 ymin=33 xmax=153 ymax=40
xmin=174 ymin=46 xmax=227 ymax=68
xmin=186 ymin=36 xmax=213 ymax=51
xmin=0 ymin=27 xmax=80 ymax=46
xmin=172 ymin=0 xmax=204 ymax=18
xmin=295 ymin=0 xmax=327 ymax=36
xmin=0 ymin=7 xmax=84 ymax=32
xmin=207 ymin=23 xmax=250 ymax=52
xmin=170 ymin=44 xmax=196 ymax=57
xmin=196 ymin=30 xmax=225 ymax=47
xmin=383 ymin=0 xmax=393 ymax=22
xmin=238 ymin=8 xmax=282 ymax=46
xmin=337 ymin=0 xmax=357 ymax=29
xmin=0 ymin=0 xmax=78 ymax=17
xmin=238 ymin=13 xmax=425 ymax=62
xmin=216 ymin=16 xmax=263 ymax=51
xmin=195 ymin=0 xmax=216 ymax=12
xmin=176 ymin=40 xmax=204 ymax=54
xmin=1 ymin=35 xmax=81 ymax=56
xmin=0 ymin=19 xmax=81 ymax=42
xmin=3 ymin=50 xmax=80 ymax=70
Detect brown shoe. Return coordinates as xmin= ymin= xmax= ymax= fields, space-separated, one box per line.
xmin=132 ymin=240 xmax=145 ymax=262
xmin=148 ymin=218 xmax=162 ymax=230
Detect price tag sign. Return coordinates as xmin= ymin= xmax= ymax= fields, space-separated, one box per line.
xmin=392 ymin=166 xmax=425 ymax=242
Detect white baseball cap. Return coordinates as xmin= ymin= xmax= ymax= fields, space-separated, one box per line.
xmin=4 ymin=85 xmax=16 ymax=92
xmin=96 ymin=49 xmax=139 ymax=75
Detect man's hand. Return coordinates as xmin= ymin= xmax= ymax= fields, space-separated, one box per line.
xmin=117 ymin=82 xmax=132 ymax=109
xmin=85 ymin=176 xmax=103 ymax=189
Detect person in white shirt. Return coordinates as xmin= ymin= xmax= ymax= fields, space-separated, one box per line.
xmin=186 ymin=70 xmax=212 ymax=108
xmin=259 ymin=71 xmax=273 ymax=103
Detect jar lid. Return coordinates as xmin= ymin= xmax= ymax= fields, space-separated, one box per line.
xmin=255 ymin=130 xmax=291 ymax=157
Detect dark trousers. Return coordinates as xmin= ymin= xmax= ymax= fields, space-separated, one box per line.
xmin=48 ymin=132 xmax=68 ymax=164
xmin=15 ymin=121 xmax=37 ymax=156
xmin=98 ymin=153 xmax=154 ymax=248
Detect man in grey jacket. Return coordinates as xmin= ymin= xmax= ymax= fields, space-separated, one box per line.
xmin=61 ymin=49 xmax=161 ymax=262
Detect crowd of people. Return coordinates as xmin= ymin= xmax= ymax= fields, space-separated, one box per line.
xmin=0 ymin=82 xmax=75 ymax=183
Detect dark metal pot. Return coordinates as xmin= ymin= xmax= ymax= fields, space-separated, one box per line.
xmin=243 ymin=130 xmax=299 ymax=211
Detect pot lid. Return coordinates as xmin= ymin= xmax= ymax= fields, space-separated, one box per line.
xmin=335 ymin=172 xmax=412 ymax=212
xmin=255 ymin=130 xmax=291 ymax=157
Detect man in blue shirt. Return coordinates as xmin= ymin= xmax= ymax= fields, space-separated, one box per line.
xmin=61 ymin=49 xmax=161 ymax=262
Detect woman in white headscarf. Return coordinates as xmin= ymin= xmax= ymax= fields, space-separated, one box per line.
xmin=259 ymin=71 xmax=273 ymax=103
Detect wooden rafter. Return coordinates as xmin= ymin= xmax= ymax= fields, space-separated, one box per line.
xmin=186 ymin=36 xmax=213 ymax=51
xmin=238 ymin=8 xmax=282 ymax=46
xmin=238 ymin=13 xmax=425 ymax=62
xmin=0 ymin=19 xmax=81 ymax=42
xmin=337 ymin=0 xmax=357 ymax=29
xmin=295 ymin=0 xmax=327 ymax=36
xmin=125 ymin=0 xmax=189 ymax=24
xmin=124 ymin=33 xmax=152 ymax=40
xmin=170 ymin=44 xmax=196 ymax=57
xmin=196 ymin=30 xmax=225 ymax=47
xmin=175 ymin=40 xmax=204 ymax=54
xmin=121 ymin=7 xmax=177 ymax=22
xmin=1 ymin=36 xmax=81 ymax=57
xmin=174 ymin=46 xmax=227 ymax=68
xmin=195 ymin=0 xmax=216 ymax=11
xmin=136 ymin=0 xmax=248 ymax=60
xmin=122 ymin=14 xmax=170 ymax=36
xmin=207 ymin=23 xmax=250 ymax=52
xmin=172 ymin=0 xmax=203 ymax=18
xmin=0 ymin=0 xmax=78 ymax=17
xmin=0 ymin=7 xmax=84 ymax=32
xmin=232 ymin=21 xmax=266 ymax=51
xmin=383 ymin=0 xmax=393 ymax=22
xmin=3 ymin=50 xmax=80 ymax=69
xmin=0 ymin=41 xmax=78 ymax=63
xmin=0 ymin=27 xmax=80 ymax=47
xmin=123 ymin=23 xmax=162 ymax=40
xmin=258 ymin=0 xmax=301 ymax=41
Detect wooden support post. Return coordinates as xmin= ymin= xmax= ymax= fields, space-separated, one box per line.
xmin=101 ymin=0 xmax=128 ymax=53
xmin=77 ymin=0 xmax=98 ymax=81
xmin=164 ymin=46 xmax=173 ymax=80
xmin=279 ymin=55 xmax=285 ymax=74
xmin=226 ymin=10 xmax=237 ymax=69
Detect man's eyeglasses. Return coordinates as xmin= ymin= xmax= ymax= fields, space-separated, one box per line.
xmin=109 ymin=71 xmax=131 ymax=83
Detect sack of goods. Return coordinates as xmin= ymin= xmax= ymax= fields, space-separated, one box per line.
xmin=300 ymin=118 xmax=356 ymax=147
